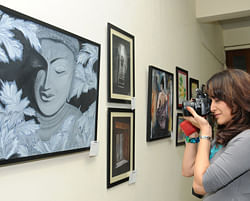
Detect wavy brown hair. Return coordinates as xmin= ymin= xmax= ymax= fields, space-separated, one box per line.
xmin=206 ymin=69 xmax=250 ymax=145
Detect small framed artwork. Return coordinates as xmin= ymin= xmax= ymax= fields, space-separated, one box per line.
xmin=201 ymin=84 xmax=206 ymax=93
xmin=189 ymin=78 xmax=199 ymax=99
xmin=0 ymin=5 xmax=100 ymax=165
xmin=146 ymin=65 xmax=173 ymax=141
xmin=107 ymin=108 xmax=135 ymax=188
xmin=176 ymin=67 xmax=188 ymax=109
xmin=107 ymin=23 xmax=135 ymax=103
xmin=176 ymin=113 xmax=186 ymax=146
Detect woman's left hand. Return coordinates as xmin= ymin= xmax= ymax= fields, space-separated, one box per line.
xmin=184 ymin=107 xmax=211 ymax=135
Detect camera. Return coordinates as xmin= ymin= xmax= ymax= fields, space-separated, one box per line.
xmin=182 ymin=88 xmax=211 ymax=116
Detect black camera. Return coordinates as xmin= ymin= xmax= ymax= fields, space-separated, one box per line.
xmin=182 ymin=88 xmax=211 ymax=116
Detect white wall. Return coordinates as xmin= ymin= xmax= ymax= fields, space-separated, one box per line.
xmin=0 ymin=0 xmax=224 ymax=201
xmin=196 ymin=0 xmax=250 ymax=22
xmin=224 ymin=26 xmax=250 ymax=50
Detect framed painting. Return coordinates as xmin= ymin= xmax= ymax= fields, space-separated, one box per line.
xmin=107 ymin=23 xmax=135 ymax=103
xmin=189 ymin=78 xmax=199 ymax=99
xmin=176 ymin=113 xmax=185 ymax=146
xmin=107 ymin=108 xmax=135 ymax=188
xmin=146 ymin=66 xmax=173 ymax=141
xmin=176 ymin=67 xmax=188 ymax=109
xmin=0 ymin=5 xmax=100 ymax=165
xmin=201 ymin=84 xmax=206 ymax=93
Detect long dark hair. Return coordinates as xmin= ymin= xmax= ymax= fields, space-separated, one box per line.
xmin=206 ymin=69 xmax=250 ymax=145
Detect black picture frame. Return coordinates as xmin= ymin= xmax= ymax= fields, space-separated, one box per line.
xmin=107 ymin=108 xmax=135 ymax=188
xmin=176 ymin=113 xmax=185 ymax=146
xmin=0 ymin=5 xmax=100 ymax=165
xmin=176 ymin=67 xmax=188 ymax=109
xmin=146 ymin=65 xmax=173 ymax=141
xmin=189 ymin=78 xmax=199 ymax=99
xmin=107 ymin=23 xmax=135 ymax=103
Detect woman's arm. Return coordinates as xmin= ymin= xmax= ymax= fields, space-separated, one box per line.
xmin=193 ymin=125 xmax=211 ymax=195
xmin=203 ymin=130 xmax=250 ymax=193
xmin=182 ymin=132 xmax=199 ymax=177
xmin=184 ymin=107 xmax=212 ymax=195
xmin=156 ymin=93 xmax=161 ymax=109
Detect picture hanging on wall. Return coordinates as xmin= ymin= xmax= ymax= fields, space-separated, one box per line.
xmin=176 ymin=113 xmax=185 ymax=146
xmin=201 ymin=84 xmax=206 ymax=93
xmin=107 ymin=23 xmax=135 ymax=103
xmin=0 ymin=5 xmax=100 ymax=165
xmin=107 ymin=108 xmax=135 ymax=188
xmin=189 ymin=78 xmax=199 ymax=99
xmin=146 ymin=65 xmax=173 ymax=141
xmin=176 ymin=66 xmax=188 ymax=109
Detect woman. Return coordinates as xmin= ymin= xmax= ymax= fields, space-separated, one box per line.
xmin=182 ymin=69 xmax=250 ymax=200
xmin=34 ymin=27 xmax=81 ymax=141
xmin=156 ymin=77 xmax=168 ymax=130
xmin=33 ymin=26 xmax=98 ymax=153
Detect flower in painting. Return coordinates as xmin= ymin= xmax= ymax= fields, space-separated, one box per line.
xmin=0 ymin=80 xmax=39 ymax=159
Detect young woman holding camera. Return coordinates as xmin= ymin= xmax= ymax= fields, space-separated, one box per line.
xmin=182 ymin=69 xmax=250 ymax=200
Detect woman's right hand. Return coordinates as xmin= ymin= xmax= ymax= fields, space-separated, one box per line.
xmin=184 ymin=107 xmax=211 ymax=135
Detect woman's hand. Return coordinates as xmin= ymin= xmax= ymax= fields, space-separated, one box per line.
xmin=184 ymin=106 xmax=211 ymax=135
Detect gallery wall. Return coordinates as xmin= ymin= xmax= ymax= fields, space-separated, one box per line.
xmin=224 ymin=26 xmax=250 ymax=50
xmin=0 ymin=0 xmax=224 ymax=201
xmin=196 ymin=0 xmax=250 ymax=22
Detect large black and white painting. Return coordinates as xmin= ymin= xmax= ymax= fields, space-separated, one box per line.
xmin=0 ymin=5 xmax=100 ymax=164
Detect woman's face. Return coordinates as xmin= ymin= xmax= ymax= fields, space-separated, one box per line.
xmin=210 ymin=98 xmax=232 ymax=125
xmin=34 ymin=39 xmax=75 ymax=116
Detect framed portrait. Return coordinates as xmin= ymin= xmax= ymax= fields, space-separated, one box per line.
xmin=189 ymin=78 xmax=199 ymax=99
xmin=107 ymin=108 xmax=135 ymax=188
xmin=176 ymin=67 xmax=188 ymax=109
xmin=201 ymin=84 xmax=206 ymax=93
xmin=107 ymin=23 xmax=135 ymax=103
xmin=176 ymin=113 xmax=185 ymax=146
xmin=146 ymin=66 xmax=173 ymax=141
xmin=0 ymin=5 xmax=100 ymax=165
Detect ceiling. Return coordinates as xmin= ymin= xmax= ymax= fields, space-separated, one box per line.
xmin=219 ymin=16 xmax=250 ymax=30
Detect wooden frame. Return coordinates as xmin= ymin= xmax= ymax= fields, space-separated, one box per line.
xmin=107 ymin=108 xmax=135 ymax=188
xmin=146 ymin=65 xmax=173 ymax=141
xmin=176 ymin=113 xmax=185 ymax=146
xmin=189 ymin=78 xmax=199 ymax=99
xmin=107 ymin=23 xmax=135 ymax=103
xmin=0 ymin=5 xmax=100 ymax=165
xmin=176 ymin=67 xmax=188 ymax=109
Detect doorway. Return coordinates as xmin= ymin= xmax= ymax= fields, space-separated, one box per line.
xmin=226 ymin=49 xmax=250 ymax=73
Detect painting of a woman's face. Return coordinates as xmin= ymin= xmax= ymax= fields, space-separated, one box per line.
xmin=34 ymin=39 xmax=75 ymax=116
